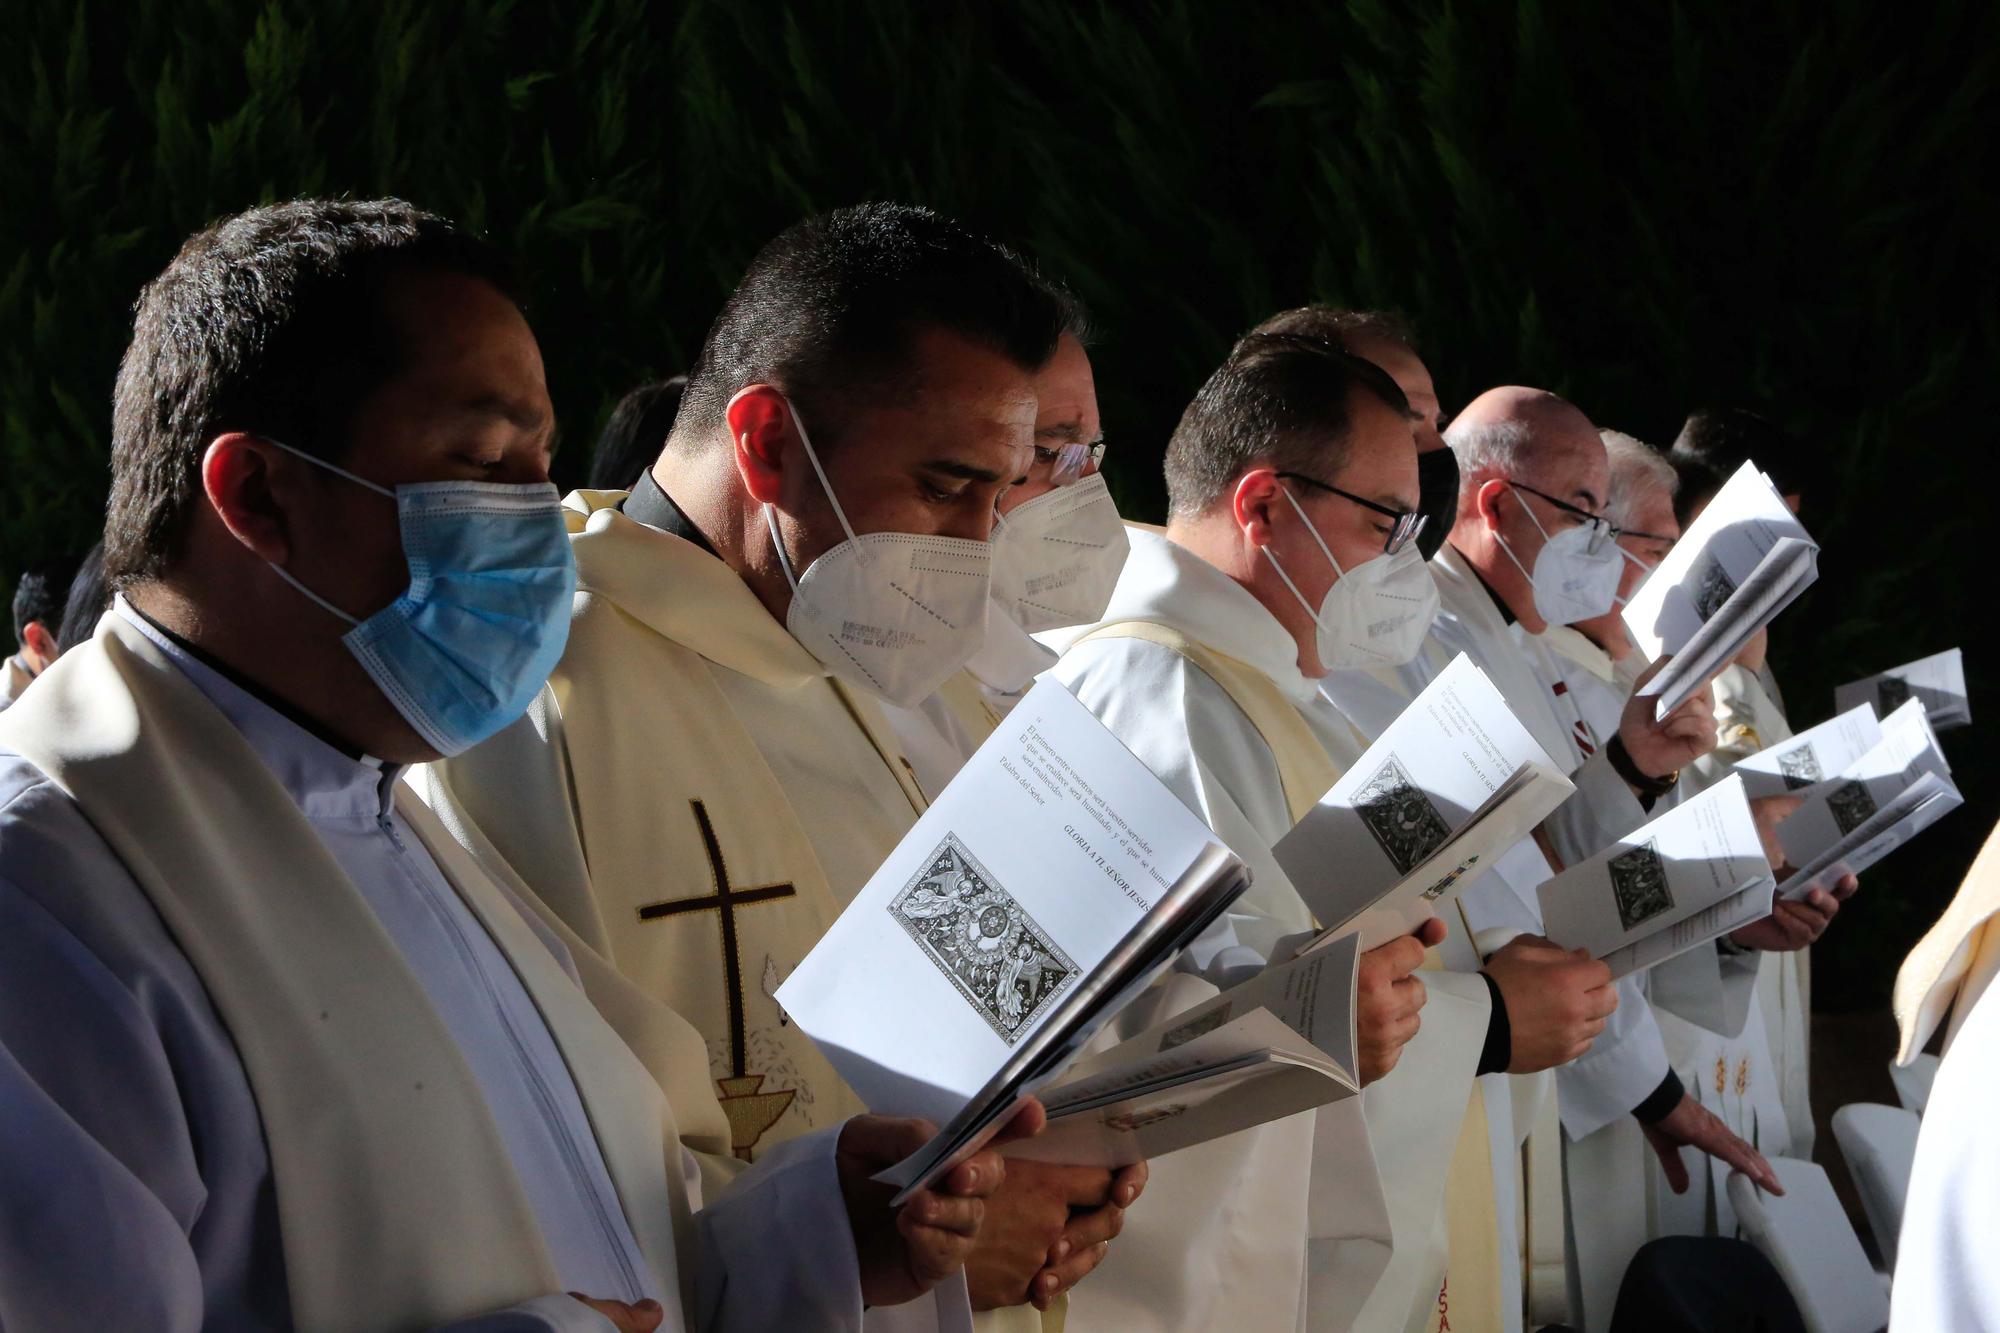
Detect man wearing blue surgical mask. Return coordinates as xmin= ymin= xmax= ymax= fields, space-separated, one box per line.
xmin=428 ymin=204 xmax=1146 ymax=1326
xmin=0 ymin=198 xmax=1020 ymax=1331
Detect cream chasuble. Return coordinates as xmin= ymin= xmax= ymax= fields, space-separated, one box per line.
xmin=427 ymin=492 xmax=928 ymax=1166
xmin=1049 ymin=530 xmax=1497 ymax=1333
xmin=0 ymin=615 xmax=704 ymax=1330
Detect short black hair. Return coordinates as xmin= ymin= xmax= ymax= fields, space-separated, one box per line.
xmin=672 ymin=203 xmax=1068 ymax=451
xmin=1670 ymin=452 xmax=1726 ymax=528
xmin=1671 ymin=408 xmax=1808 ymax=502
xmin=588 ymin=376 xmax=688 ymax=491
xmin=1164 ymin=331 xmax=1415 ymax=520
xmin=105 ymin=198 xmax=519 ymax=588
xmin=12 ymin=557 xmax=78 ymax=647
xmin=57 ymin=542 xmax=109 ymax=652
xmin=1245 ymin=305 xmax=1418 ymax=355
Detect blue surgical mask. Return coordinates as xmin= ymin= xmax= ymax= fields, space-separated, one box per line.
xmin=260 ymin=437 xmax=577 ymax=756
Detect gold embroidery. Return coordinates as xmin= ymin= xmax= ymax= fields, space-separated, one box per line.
xmin=638 ymin=800 xmax=799 ymax=1158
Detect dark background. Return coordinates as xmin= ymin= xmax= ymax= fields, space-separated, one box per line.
xmin=4 ymin=0 xmax=1993 ymax=1008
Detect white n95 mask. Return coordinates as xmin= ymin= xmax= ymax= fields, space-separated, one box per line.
xmin=1263 ymin=487 xmax=1440 ymax=671
xmin=766 ymin=400 xmax=992 ymax=708
xmin=989 ymin=473 xmax=1131 ymax=632
xmin=1497 ymin=485 xmax=1624 ymax=625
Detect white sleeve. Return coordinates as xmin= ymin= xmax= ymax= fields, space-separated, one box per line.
xmin=1542 ymin=750 xmax=1649 ymax=868
xmin=693 ymin=1128 xmax=864 ymax=1331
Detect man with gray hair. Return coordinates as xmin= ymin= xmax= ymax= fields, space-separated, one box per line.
xmin=1530 ymin=430 xmax=1681 ymax=751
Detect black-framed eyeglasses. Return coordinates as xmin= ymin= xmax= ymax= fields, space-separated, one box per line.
xmin=1614 ymin=526 xmax=1677 ymax=546
xmin=1508 ymin=479 xmax=1614 ymax=553
xmin=1276 ymin=471 xmax=1428 ymax=554
xmin=1032 ymin=438 xmax=1108 ymax=486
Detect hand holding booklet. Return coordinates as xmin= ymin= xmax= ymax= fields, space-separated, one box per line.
xmin=1273 ymin=653 xmax=1575 ymax=951
xmin=1775 ymin=698 xmax=1964 ymax=899
xmin=775 ymin=678 xmax=1252 ymax=1203
xmin=1836 ymin=647 xmax=1970 ymax=731
xmin=1621 ymin=461 xmax=1819 ymax=719
xmin=1538 ymin=775 xmax=1775 ymax=979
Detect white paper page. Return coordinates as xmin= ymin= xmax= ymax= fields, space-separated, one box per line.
xmin=1621 ymin=460 xmax=1816 ymax=661
xmin=1538 ymin=775 xmax=1770 ymax=960
xmin=1599 ymin=879 xmax=1773 ymax=980
xmin=1779 ymin=772 xmax=1964 ymax=900
xmin=1040 ymin=1006 xmax=1340 ymax=1114
xmin=1836 ymin=647 xmax=1970 ymax=729
xmin=1733 ymin=703 xmax=1884 ymax=800
xmin=1274 ymin=654 xmax=1572 ymax=942
xmin=1776 ymin=699 xmax=1954 ymax=876
xmin=1636 ymin=536 xmax=1817 ymax=719
xmin=775 ymin=678 xmax=1227 ymax=1125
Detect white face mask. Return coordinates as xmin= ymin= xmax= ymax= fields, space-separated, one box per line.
xmin=1495 ymin=485 xmax=1623 ymax=625
xmin=765 ymin=400 xmax=993 ymax=708
xmin=1262 ymin=488 xmax=1440 ymax=671
xmin=989 ymin=472 xmax=1131 ymax=632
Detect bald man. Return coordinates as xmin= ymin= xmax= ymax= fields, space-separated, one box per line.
xmin=1324 ymin=383 xmax=1788 ymax=1330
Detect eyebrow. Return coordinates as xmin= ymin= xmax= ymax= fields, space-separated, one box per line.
xmin=922 ymin=458 xmax=1018 ymax=485
xmin=458 ymin=392 xmax=552 ymax=434
xmin=1036 ymin=419 xmax=1085 ymax=443
xmin=1370 ymin=490 xmax=1420 ymax=512
xmin=1574 ymin=488 xmax=1604 ymax=512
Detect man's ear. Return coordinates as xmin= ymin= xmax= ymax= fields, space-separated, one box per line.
xmin=21 ymin=620 xmax=58 ymax=670
xmin=1231 ymin=468 xmax=1285 ymax=548
xmin=1472 ymin=476 xmax=1511 ymax=532
xmin=201 ymin=434 xmax=296 ymax=565
xmin=725 ymin=385 xmax=798 ymax=507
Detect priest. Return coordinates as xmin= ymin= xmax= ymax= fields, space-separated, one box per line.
xmin=1046 ymin=328 xmax=1623 ymax=1333
xmin=0 ymin=198 xmax=1017 ymax=1332
xmin=1531 ymin=431 xmax=1680 ymax=747
xmin=423 ymin=204 xmax=1142 ymax=1324
xmin=1892 ymin=818 xmax=2000 ymax=1328
xmin=0 ymin=558 xmax=72 ymax=711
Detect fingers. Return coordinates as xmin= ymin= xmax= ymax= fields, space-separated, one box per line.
xmin=1832 ymin=873 xmax=1861 ymax=901
xmin=1413 ymin=915 xmax=1449 ymax=948
xmin=1110 ymin=1160 xmax=1148 ymax=1208
xmin=901 ymin=1186 xmax=986 ymax=1239
xmin=942 ymin=1150 xmax=1006 ymax=1200
xmin=1365 ymin=933 xmax=1428 ymax=981
xmin=569 ymin=1296 xmax=667 ymax=1333
xmin=990 ymin=1098 xmax=1048 ymax=1147
xmin=1585 ymin=984 xmax=1620 ymax=1021
xmin=1034 ymin=1238 xmax=1114 ymax=1309
xmin=841 ymin=1113 xmax=937 ymax=1167
xmin=897 ymin=1203 xmax=980 ymax=1290
xmin=1646 ymin=1134 xmax=1690 ymax=1195
xmin=1804 ymin=887 xmax=1840 ymax=918
xmin=1057 ymin=1200 xmax=1127 ymax=1252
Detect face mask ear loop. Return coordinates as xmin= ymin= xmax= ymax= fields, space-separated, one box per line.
xmin=259 ymin=435 xmax=397 ymax=498
xmin=1612 ymin=544 xmax=1655 ymax=608
xmin=267 ymin=560 xmax=362 ymax=627
xmin=763 ymin=505 xmax=803 ymax=594
xmin=778 ymin=397 xmax=867 ymax=565
xmin=1279 ymin=485 xmax=1349 ymax=580
xmin=1260 ymin=546 xmax=1327 ymax=635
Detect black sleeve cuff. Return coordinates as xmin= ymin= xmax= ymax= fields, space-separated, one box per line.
xmin=1476 ymin=971 xmax=1512 ymax=1076
xmin=1632 ymin=1069 xmax=1685 ymax=1124
xmin=1606 ymin=733 xmax=1675 ymax=810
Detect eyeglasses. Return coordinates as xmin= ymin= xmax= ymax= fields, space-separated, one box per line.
xmin=1033 ymin=439 xmax=1108 ymax=487
xmin=1508 ymin=479 xmax=1614 ymax=553
xmin=1276 ymin=472 xmax=1428 ymax=554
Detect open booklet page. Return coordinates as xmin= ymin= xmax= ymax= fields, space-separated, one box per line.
xmin=1733 ymin=702 xmax=1883 ymax=800
xmin=1538 ymin=774 xmax=1775 ymax=979
xmin=774 ymin=677 xmax=1250 ymax=1201
xmin=1836 ymin=647 xmax=1970 ymax=730
xmin=1776 ymin=698 xmax=1964 ymax=898
xmin=1636 ymin=536 xmax=1817 ymax=719
xmin=1621 ymin=462 xmax=1819 ymax=716
xmin=1274 ymin=653 xmax=1574 ymax=951
xmin=1006 ymin=932 xmax=1362 ymax=1168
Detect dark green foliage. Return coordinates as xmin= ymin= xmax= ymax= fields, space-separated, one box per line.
xmin=2 ymin=0 xmax=1993 ymax=1006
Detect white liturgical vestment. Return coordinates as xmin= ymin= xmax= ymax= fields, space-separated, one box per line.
xmin=0 ymin=605 xmax=885 ymax=1331
xmin=1047 ymin=529 xmax=1495 ymax=1333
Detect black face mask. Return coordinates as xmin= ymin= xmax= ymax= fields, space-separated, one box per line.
xmin=1415 ymin=447 xmax=1460 ymax=560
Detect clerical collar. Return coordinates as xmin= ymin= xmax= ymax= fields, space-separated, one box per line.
xmin=120 ymin=598 xmax=382 ymax=767
xmin=622 ymin=469 xmax=719 ymax=556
